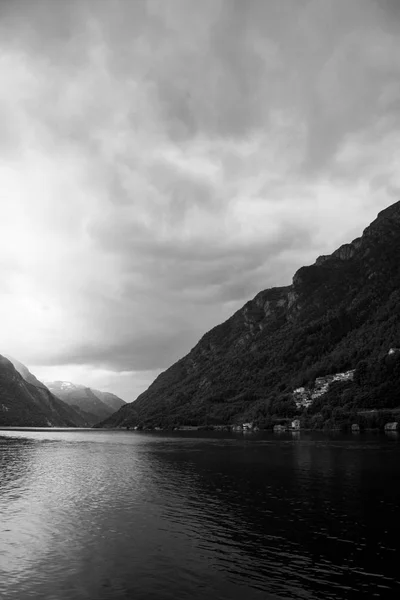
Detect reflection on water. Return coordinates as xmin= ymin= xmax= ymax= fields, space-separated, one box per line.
xmin=0 ymin=430 xmax=399 ymax=600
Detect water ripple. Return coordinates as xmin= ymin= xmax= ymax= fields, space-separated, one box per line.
xmin=0 ymin=430 xmax=399 ymax=599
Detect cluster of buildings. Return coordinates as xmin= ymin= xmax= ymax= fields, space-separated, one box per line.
xmin=273 ymin=420 xmax=300 ymax=432
xmin=292 ymin=370 xmax=355 ymax=409
xmin=291 ymin=386 xmax=312 ymax=409
xmin=232 ymin=422 xmax=259 ymax=432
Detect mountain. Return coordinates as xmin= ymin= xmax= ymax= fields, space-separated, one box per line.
xmin=98 ymin=201 xmax=400 ymax=430
xmin=0 ymin=355 xmax=90 ymax=427
xmin=45 ymin=381 xmax=125 ymax=423
xmin=4 ymin=355 xmax=49 ymax=389
xmin=91 ymin=390 xmax=126 ymax=412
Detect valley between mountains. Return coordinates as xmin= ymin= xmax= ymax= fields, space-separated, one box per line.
xmin=0 ymin=356 xmax=125 ymax=427
xmin=2 ymin=202 xmax=400 ymax=432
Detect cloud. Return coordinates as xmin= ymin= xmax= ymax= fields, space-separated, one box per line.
xmin=0 ymin=0 xmax=399 ymax=400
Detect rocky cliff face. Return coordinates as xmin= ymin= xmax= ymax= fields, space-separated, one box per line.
xmin=98 ymin=201 xmax=400 ymax=429
xmin=0 ymin=355 xmax=90 ymax=427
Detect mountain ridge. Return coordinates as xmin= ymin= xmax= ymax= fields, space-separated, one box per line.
xmin=98 ymin=200 xmax=400 ymax=430
xmin=45 ymin=380 xmax=126 ymax=423
xmin=5 ymin=355 xmax=48 ymax=390
xmin=1 ymin=359 xmax=125 ymax=427
xmin=0 ymin=355 xmax=90 ymax=427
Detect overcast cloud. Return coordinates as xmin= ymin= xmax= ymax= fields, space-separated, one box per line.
xmin=1 ymin=0 xmax=400 ymax=400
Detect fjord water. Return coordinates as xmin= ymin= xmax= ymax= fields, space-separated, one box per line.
xmin=0 ymin=430 xmax=399 ymax=600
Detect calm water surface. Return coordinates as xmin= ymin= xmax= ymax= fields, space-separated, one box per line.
xmin=0 ymin=429 xmax=399 ymax=600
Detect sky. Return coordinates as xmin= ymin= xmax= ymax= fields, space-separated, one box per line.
xmin=1 ymin=0 xmax=400 ymax=401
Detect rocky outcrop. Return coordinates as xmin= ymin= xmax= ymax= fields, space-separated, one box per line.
xmin=315 ymin=238 xmax=363 ymax=266
xmin=98 ymin=201 xmax=400 ymax=430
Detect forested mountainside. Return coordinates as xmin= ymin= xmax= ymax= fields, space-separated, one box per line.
xmin=45 ymin=381 xmax=125 ymax=424
xmin=0 ymin=355 xmax=90 ymax=427
xmin=99 ymin=201 xmax=400 ymax=430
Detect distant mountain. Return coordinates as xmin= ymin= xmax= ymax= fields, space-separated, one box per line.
xmin=0 ymin=355 xmax=89 ymax=427
xmin=98 ymin=201 xmax=400 ymax=430
xmin=45 ymin=381 xmax=125 ymax=423
xmin=91 ymin=390 xmax=126 ymax=412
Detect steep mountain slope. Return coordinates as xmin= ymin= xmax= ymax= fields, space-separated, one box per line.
xmin=98 ymin=201 xmax=400 ymax=429
xmin=0 ymin=355 xmax=89 ymax=427
xmin=5 ymin=355 xmax=47 ymax=389
xmin=45 ymin=381 xmax=121 ymax=422
xmin=91 ymin=390 xmax=126 ymax=412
